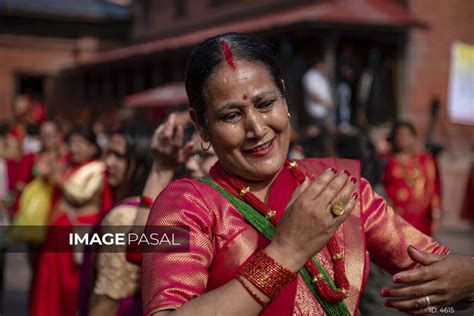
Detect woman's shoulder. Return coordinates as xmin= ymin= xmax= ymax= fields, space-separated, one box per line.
xmin=149 ymin=177 xmax=222 ymax=226
xmin=102 ymin=201 xmax=139 ymax=226
xmin=161 ymin=177 xmax=219 ymax=198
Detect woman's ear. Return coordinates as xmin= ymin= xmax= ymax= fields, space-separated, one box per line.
xmin=189 ymin=109 xmax=208 ymax=142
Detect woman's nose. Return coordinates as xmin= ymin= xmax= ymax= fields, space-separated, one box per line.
xmin=104 ymin=155 xmax=114 ymax=168
xmin=245 ymin=111 xmax=266 ymax=139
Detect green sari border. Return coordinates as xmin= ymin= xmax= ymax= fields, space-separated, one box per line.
xmin=196 ymin=177 xmax=350 ymax=316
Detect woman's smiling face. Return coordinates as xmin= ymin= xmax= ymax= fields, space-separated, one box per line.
xmin=200 ymin=59 xmax=290 ymax=181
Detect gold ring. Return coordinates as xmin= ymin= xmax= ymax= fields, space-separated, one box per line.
xmin=330 ymin=201 xmax=346 ymax=216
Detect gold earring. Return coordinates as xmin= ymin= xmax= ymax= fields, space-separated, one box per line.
xmin=201 ymin=140 xmax=211 ymax=152
xmin=288 ymin=113 xmax=291 ymax=119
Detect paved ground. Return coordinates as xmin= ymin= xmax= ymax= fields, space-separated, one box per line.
xmin=2 ymin=243 xmax=29 ymax=316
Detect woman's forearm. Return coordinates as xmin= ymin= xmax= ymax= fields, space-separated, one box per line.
xmin=88 ymin=294 xmax=119 ymax=316
xmin=142 ymin=161 xmax=175 ymax=200
xmin=150 ymin=244 xmax=305 ymax=316
xmin=152 ymin=279 xmax=264 ymax=316
xmin=134 ymin=161 xmax=175 ymax=227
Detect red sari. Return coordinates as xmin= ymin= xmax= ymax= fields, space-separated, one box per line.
xmin=5 ymin=127 xmax=24 ymax=193
xmin=29 ymin=160 xmax=113 ymax=316
xmin=383 ymin=152 xmax=441 ymax=236
xmin=142 ymin=158 xmax=448 ymax=316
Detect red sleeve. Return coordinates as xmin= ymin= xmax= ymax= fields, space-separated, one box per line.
xmin=361 ymin=178 xmax=449 ymax=274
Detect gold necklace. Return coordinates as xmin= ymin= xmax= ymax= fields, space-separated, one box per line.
xmin=397 ymin=154 xmax=421 ymax=188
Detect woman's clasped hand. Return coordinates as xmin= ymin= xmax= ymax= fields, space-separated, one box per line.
xmin=267 ymin=168 xmax=359 ymax=272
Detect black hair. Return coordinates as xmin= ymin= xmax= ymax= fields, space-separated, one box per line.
xmin=336 ymin=131 xmax=384 ymax=186
xmin=26 ymin=123 xmax=39 ymax=136
xmin=388 ymin=120 xmax=417 ymax=152
xmin=309 ymin=56 xmax=325 ymax=67
xmin=111 ymin=128 xmax=154 ymax=197
xmin=67 ymin=125 xmax=101 ymax=158
xmin=0 ymin=121 xmax=9 ymax=137
xmin=185 ymin=32 xmax=284 ymax=129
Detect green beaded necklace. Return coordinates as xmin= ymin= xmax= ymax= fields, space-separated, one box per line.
xmin=197 ymin=177 xmax=350 ymax=316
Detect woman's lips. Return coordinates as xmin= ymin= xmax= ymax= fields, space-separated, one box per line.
xmin=242 ymin=138 xmax=275 ymax=157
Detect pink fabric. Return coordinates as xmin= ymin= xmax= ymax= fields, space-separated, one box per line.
xmin=142 ymin=158 xmax=449 ymax=316
xmin=30 ymin=213 xmax=101 ymax=316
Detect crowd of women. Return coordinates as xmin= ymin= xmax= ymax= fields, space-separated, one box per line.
xmin=0 ymin=108 xmax=218 ymax=315
xmin=0 ymin=32 xmax=473 ymax=316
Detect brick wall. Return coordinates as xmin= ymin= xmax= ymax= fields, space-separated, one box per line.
xmin=0 ymin=35 xmax=77 ymax=121
xmin=405 ymin=0 xmax=474 ymax=218
xmin=405 ymin=0 xmax=474 ymax=153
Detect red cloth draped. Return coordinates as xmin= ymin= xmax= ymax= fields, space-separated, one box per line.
xmin=29 ymin=213 xmax=100 ymax=316
xmin=29 ymin=162 xmax=111 ymax=316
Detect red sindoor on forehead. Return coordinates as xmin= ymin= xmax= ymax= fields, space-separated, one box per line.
xmin=220 ymin=40 xmax=236 ymax=70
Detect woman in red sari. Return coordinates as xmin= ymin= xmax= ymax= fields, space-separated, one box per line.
xmin=142 ymin=33 xmax=474 ymax=316
xmin=30 ymin=126 xmax=112 ymax=316
xmin=383 ymin=121 xmax=442 ymax=236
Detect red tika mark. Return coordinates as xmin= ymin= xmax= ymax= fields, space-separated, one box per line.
xmin=243 ymin=94 xmax=248 ymax=100
xmin=220 ymin=40 xmax=236 ymax=69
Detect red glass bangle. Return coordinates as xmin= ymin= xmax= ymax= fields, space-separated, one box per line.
xmin=236 ymin=276 xmax=267 ymax=308
xmin=140 ymin=196 xmax=154 ymax=208
xmin=239 ymin=250 xmax=296 ymax=300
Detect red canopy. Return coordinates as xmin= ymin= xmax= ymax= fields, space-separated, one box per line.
xmin=124 ymin=82 xmax=187 ymax=108
xmin=78 ymin=0 xmax=422 ymax=67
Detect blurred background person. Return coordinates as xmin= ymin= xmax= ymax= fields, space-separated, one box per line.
xmin=82 ymin=127 xmax=154 ymax=316
xmin=30 ymin=125 xmax=111 ymax=316
xmin=9 ymin=120 xmax=66 ymax=296
xmin=0 ymin=124 xmax=10 ymax=215
xmin=383 ymin=121 xmax=442 ymax=236
xmin=302 ymin=57 xmax=335 ymax=156
xmin=0 ymin=123 xmax=10 ymax=307
xmin=87 ymin=112 xmax=217 ymax=316
xmin=131 ymin=112 xmax=219 ymax=231
xmin=184 ymin=132 xmax=218 ymax=179
xmin=92 ymin=121 xmax=109 ymax=153
xmin=22 ymin=124 xmax=41 ymax=155
xmin=303 ymin=58 xmax=335 ymax=128
xmin=13 ymin=121 xmax=65 ymax=212
xmin=336 ymin=63 xmax=355 ymax=133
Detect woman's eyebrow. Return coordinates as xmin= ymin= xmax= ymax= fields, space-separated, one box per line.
xmin=251 ymin=91 xmax=276 ymax=102
xmin=215 ymin=90 xmax=276 ymax=112
xmin=215 ymin=103 xmax=242 ymax=113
